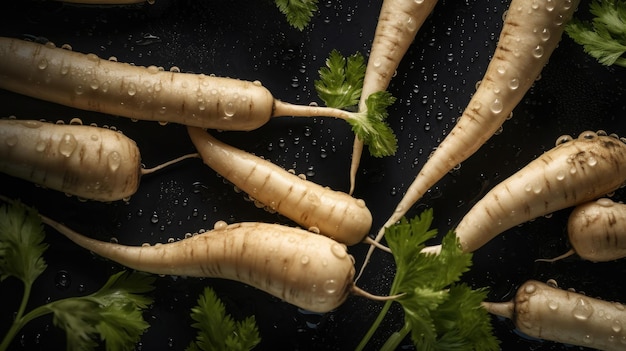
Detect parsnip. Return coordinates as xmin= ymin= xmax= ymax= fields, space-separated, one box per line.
xmin=483 ymin=280 xmax=626 ymax=351
xmin=187 ymin=126 xmax=372 ymax=245
xmin=540 ymin=198 xmax=626 ymax=262
xmin=424 ymin=131 xmax=626 ymax=254
xmin=0 ymin=37 xmax=367 ymax=132
xmin=41 ymin=216 xmax=356 ymax=313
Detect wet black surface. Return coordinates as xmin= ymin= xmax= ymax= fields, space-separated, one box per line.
xmin=0 ymin=0 xmax=625 ymax=350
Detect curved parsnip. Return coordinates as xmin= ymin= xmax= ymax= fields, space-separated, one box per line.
xmin=358 ymin=0 xmax=580 ymax=275
xmin=483 ymin=280 xmax=626 ymax=351
xmin=42 ymin=217 xmax=356 ymax=313
xmin=541 ymin=198 xmax=626 ymax=262
xmin=0 ymin=37 xmax=355 ymax=131
xmin=349 ymin=0 xmax=439 ymax=194
xmin=0 ymin=119 xmax=141 ymax=201
xmin=187 ymin=126 xmax=372 ymax=245
xmin=425 ymin=131 xmax=626 ymax=254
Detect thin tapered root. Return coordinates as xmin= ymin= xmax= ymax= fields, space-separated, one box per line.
xmin=141 ymin=153 xmax=200 ymax=175
xmin=348 ymin=137 xmax=364 ymax=195
xmin=535 ymin=249 xmax=576 ymax=263
xmin=271 ymin=100 xmax=352 ymax=120
xmin=350 ymin=285 xmax=405 ymax=301
xmin=362 ymin=236 xmax=391 ymax=253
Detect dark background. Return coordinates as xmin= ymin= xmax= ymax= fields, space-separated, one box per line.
xmin=0 ymin=0 xmax=625 ymax=350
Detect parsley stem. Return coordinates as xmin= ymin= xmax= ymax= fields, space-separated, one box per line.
xmin=380 ymin=322 xmax=411 ymax=351
xmin=354 ymin=299 xmax=394 ymax=351
xmin=0 ymin=282 xmax=50 ymax=351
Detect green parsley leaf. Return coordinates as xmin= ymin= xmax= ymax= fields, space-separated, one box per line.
xmin=274 ymin=0 xmax=319 ymax=31
xmin=314 ymin=50 xmax=398 ymax=157
xmin=0 ymin=201 xmax=47 ymax=285
xmin=46 ymin=271 xmax=155 ymax=351
xmin=565 ymin=0 xmax=626 ymax=67
xmin=357 ymin=209 xmax=499 ymax=351
xmin=315 ymin=49 xmax=366 ymax=110
xmin=186 ymin=287 xmax=260 ymax=351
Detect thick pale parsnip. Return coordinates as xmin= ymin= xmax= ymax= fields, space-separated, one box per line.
xmin=41 ymin=217 xmax=356 ymax=313
xmin=541 ymin=198 xmax=626 ymax=262
xmin=0 ymin=119 xmax=141 ymax=201
xmin=424 ymin=131 xmax=626 ymax=254
xmin=358 ymin=0 xmax=580 ymax=273
xmin=483 ymin=280 xmax=626 ymax=351
xmin=0 ymin=37 xmax=357 ymax=131
xmin=349 ymin=0 xmax=439 ymax=194
xmin=187 ymin=126 xmax=372 ymax=246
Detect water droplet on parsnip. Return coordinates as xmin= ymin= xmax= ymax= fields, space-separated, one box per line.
xmin=59 ymin=133 xmax=77 ymax=157
xmin=108 ymin=151 xmax=121 ymax=172
xmin=572 ymin=298 xmax=594 ymax=320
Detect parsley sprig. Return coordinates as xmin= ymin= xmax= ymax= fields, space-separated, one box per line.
xmin=315 ymin=50 xmax=398 ymax=157
xmin=274 ymin=0 xmax=319 ymax=30
xmin=356 ymin=209 xmax=499 ymax=351
xmin=565 ymin=0 xmax=626 ymax=67
xmin=186 ymin=287 xmax=260 ymax=351
xmin=0 ymin=201 xmax=155 ymax=351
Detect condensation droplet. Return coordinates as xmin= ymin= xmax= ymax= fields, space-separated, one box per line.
xmin=301 ymin=255 xmax=310 ymax=265
xmin=330 ymin=243 xmax=347 ymax=258
xmin=323 ymin=279 xmax=338 ymax=294
xmin=572 ymin=298 xmax=594 ymax=320
xmin=213 ymin=220 xmax=227 ymax=230
xmin=490 ymin=98 xmax=503 ymax=114
xmin=532 ymin=45 xmax=544 ymax=58
xmin=524 ymin=283 xmax=537 ymax=294
xmin=108 ymin=151 xmax=121 ymax=172
xmin=59 ymin=133 xmax=77 ymax=157
xmin=38 ymin=58 xmax=48 ymax=70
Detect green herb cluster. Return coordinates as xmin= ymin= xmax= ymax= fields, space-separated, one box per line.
xmin=315 ymin=49 xmax=398 ymax=157
xmin=357 ymin=209 xmax=499 ymax=351
xmin=566 ymin=0 xmax=626 ymax=67
xmin=0 ymin=201 xmax=155 ymax=351
xmin=274 ymin=0 xmax=319 ymax=30
xmin=186 ymin=287 xmax=260 ymax=351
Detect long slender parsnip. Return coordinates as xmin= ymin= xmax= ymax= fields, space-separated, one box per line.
xmin=423 ymin=131 xmax=626 ymax=254
xmin=0 ymin=37 xmax=356 ymax=131
xmin=187 ymin=127 xmax=372 ymax=246
xmin=349 ymin=0 xmax=439 ymax=194
xmin=42 ymin=217 xmax=356 ymax=313
xmin=359 ymin=0 xmax=580 ymax=275
xmin=483 ymin=280 xmax=626 ymax=351
xmin=539 ymin=198 xmax=626 ymax=262
xmin=0 ymin=119 xmax=196 ymax=202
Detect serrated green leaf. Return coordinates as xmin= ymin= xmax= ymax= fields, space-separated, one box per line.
xmin=565 ymin=0 xmax=626 ymax=67
xmin=274 ymin=0 xmax=318 ymax=30
xmin=315 ymin=49 xmax=366 ymax=109
xmin=45 ymin=271 xmax=155 ymax=351
xmin=187 ymin=287 xmax=260 ymax=351
xmin=0 ymin=202 xmax=47 ymax=285
xmin=379 ymin=209 xmax=499 ymax=351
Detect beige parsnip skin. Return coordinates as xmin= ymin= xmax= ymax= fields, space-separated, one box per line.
xmin=0 ymin=37 xmax=275 ymax=131
xmin=446 ymin=132 xmax=626 ymax=254
xmin=375 ymin=0 xmax=580 ymax=235
xmin=567 ymin=198 xmax=626 ymax=262
xmin=350 ymin=0 xmax=439 ymax=194
xmin=484 ymin=280 xmax=626 ymax=351
xmin=41 ymin=218 xmax=356 ymax=313
xmin=0 ymin=119 xmax=141 ymax=201
xmin=187 ymin=127 xmax=373 ymax=246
